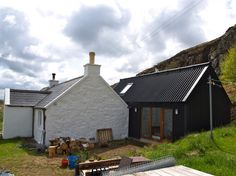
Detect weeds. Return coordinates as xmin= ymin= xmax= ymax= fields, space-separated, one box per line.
xmin=139 ymin=124 xmax=236 ymax=176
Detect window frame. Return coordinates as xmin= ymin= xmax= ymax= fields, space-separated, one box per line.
xmin=38 ymin=110 xmax=43 ymax=128
xmin=120 ymin=83 xmax=133 ymax=94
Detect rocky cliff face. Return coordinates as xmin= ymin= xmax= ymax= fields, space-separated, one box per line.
xmin=138 ymin=24 xmax=236 ymax=75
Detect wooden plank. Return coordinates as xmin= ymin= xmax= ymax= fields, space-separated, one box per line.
xmin=130 ymin=156 xmax=150 ymax=163
xmin=79 ymin=158 xmax=120 ymax=170
xmin=125 ymin=165 xmax=213 ymax=176
xmin=160 ymin=108 xmax=164 ymax=140
xmin=79 ymin=157 xmax=151 ymax=170
xmin=158 ymin=167 xmax=192 ymax=176
xmin=176 ymin=166 xmax=213 ymax=176
xmin=97 ymin=128 xmax=113 ymax=146
xmin=134 ymin=172 xmax=159 ymax=176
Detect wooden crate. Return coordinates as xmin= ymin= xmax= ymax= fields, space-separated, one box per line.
xmin=97 ymin=128 xmax=113 ymax=146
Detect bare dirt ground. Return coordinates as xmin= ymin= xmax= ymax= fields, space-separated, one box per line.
xmin=97 ymin=144 xmax=141 ymax=159
xmin=1 ymin=155 xmax=74 ymax=176
xmin=0 ymin=139 xmax=144 ymax=176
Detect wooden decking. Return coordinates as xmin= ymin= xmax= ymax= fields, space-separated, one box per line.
xmin=125 ymin=165 xmax=213 ymax=176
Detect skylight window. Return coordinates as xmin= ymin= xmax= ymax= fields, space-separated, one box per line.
xmin=120 ymin=83 xmax=133 ymax=94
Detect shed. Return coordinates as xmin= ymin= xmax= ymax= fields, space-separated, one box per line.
xmin=114 ymin=63 xmax=231 ymax=141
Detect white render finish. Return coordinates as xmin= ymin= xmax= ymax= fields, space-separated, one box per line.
xmin=3 ymin=57 xmax=129 ymax=144
xmin=84 ymin=64 xmax=101 ymax=76
xmin=4 ymin=88 xmax=10 ymax=105
xmin=3 ymin=106 xmax=33 ymax=139
xmin=45 ymin=73 xmax=128 ymax=145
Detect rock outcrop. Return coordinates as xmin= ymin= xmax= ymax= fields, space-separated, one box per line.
xmin=138 ymin=24 xmax=236 ymax=76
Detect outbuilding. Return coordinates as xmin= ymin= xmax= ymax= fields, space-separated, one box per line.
xmin=114 ymin=62 xmax=231 ymax=141
xmin=3 ymin=52 xmax=129 ymax=145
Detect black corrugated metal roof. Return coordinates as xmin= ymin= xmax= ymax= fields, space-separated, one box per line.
xmin=114 ymin=62 xmax=210 ymax=103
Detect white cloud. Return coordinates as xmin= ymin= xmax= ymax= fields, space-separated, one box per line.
xmin=0 ymin=0 xmax=235 ymax=102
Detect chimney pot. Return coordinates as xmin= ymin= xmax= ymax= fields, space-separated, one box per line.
xmin=89 ymin=52 xmax=95 ymax=64
xmin=52 ymin=73 xmax=56 ymax=80
xmin=49 ymin=73 xmax=59 ymax=87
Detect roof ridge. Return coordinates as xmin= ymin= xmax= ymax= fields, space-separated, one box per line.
xmin=35 ymin=76 xmax=84 ymax=108
xmin=48 ymin=76 xmax=83 ymax=88
xmin=122 ymin=62 xmax=210 ymax=80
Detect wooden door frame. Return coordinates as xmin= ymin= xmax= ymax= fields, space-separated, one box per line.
xmin=140 ymin=107 xmax=152 ymax=139
xmin=141 ymin=107 xmax=165 ymax=141
xmin=160 ymin=108 xmax=164 ymax=140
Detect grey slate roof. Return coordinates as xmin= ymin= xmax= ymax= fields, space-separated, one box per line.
xmin=10 ymin=89 xmax=50 ymax=106
xmin=9 ymin=76 xmax=83 ymax=108
xmin=35 ymin=76 xmax=82 ymax=108
xmin=114 ymin=63 xmax=209 ymax=103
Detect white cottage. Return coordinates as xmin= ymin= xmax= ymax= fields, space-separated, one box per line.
xmin=3 ymin=52 xmax=128 ymax=145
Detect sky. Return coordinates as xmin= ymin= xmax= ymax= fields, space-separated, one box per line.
xmin=0 ymin=0 xmax=236 ymax=100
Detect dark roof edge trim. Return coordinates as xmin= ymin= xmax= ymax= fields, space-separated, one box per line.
xmin=121 ymin=62 xmax=210 ymax=81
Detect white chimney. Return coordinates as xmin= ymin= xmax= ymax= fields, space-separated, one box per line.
xmin=84 ymin=52 xmax=101 ymax=76
xmin=49 ymin=73 xmax=59 ymax=87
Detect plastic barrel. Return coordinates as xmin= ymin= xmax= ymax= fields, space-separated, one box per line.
xmin=67 ymin=155 xmax=79 ymax=169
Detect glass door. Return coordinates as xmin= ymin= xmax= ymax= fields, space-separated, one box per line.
xmin=151 ymin=108 xmax=161 ymax=140
xmin=141 ymin=107 xmax=151 ymax=138
xmin=141 ymin=107 xmax=173 ymax=141
xmin=141 ymin=107 xmax=163 ymax=140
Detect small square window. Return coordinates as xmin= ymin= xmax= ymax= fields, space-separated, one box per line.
xmin=120 ymin=83 xmax=133 ymax=94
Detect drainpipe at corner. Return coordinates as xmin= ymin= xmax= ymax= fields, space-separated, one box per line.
xmin=43 ymin=109 xmax=47 ymax=146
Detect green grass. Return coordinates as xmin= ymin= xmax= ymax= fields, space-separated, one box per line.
xmin=0 ymin=138 xmax=75 ymax=176
xmin=0 ymin=138 xmax=27 ymax=158
xmin=139 ymin=123 xmax=236 ymax=176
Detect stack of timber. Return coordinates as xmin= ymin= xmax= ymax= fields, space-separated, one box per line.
xmin=48 ymin=137 xmax=95 ymax=156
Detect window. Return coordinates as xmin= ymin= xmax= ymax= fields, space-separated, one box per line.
xmin=38 ymin=110 xmax=43 ymax=128
xmin=120 ymin=83 xmax=133 ymax=94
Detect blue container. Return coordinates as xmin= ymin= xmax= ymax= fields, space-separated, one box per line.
xmin=67 ymin=155 xmax=79 ymax=169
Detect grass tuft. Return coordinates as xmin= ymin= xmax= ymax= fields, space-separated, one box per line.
xmin=140 ymin=123 xmax=236 ymax=176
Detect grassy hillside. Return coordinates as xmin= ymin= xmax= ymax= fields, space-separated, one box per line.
xmin=224 ymin=83 xmax=236 ymax=119
xmin=139 ymin=123 xmax=236 ymax=176
xmin=224 ymin=84 xmax=236 ymax=103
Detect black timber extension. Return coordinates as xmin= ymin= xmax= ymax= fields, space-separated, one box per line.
xmin=114 ymin=62 xmax=231 ymax=141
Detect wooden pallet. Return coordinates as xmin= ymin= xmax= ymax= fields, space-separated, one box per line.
xmin=97 ymin=128 xmax=113 ymax=146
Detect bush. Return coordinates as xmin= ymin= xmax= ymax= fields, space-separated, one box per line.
xmin=220 ymin=46 xmax=236 ymax=82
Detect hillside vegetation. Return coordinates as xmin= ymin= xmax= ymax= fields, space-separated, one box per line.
xmin=224 ymin=83 xmax=236 ymax=119
xmin=139 ymin=122 xmax=236 ymax=176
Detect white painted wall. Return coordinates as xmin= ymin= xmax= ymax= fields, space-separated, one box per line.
xmin=3 ymin=106 xmax=33 ymax=139
xmin=45 ymin=75 xmax=128 ymax=145
xmin=34 ymin=109 xmax=44 ymax=144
